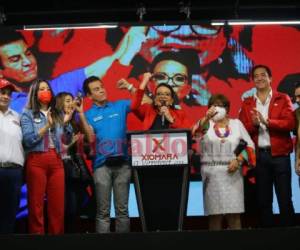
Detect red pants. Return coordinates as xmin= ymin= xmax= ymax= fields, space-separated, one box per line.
xmin=26 ymin=149 xmax=65 ymax=234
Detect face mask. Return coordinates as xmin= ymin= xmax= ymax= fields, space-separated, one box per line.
xmin=38 ymin=90 xmax=52 ymax=104
xmin=212 ymin=106 xmax=227 ymax=122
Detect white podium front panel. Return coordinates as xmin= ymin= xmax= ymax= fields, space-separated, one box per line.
xmin=130 ymin=132 xmax=189 ymax=167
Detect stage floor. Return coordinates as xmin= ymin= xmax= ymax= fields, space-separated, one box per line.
xmin=2 ymin=226 xmax=300 ymax=250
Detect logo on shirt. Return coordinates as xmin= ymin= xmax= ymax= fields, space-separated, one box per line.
xmin=93 ymin=115 xmax=103 ymax=122
xmin=109 ymin=114 xmax=119 ymax=118
xmin=34 ymin=118 xmax=42 ymax=123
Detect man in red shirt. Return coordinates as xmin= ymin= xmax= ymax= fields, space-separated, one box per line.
xmin=239 ymin=64 xmax=296 ymax=228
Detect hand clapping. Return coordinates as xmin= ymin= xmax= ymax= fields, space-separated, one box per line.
xmin=251 ymin=108 xmax=268 ymax=126
xmin=46 ymin=108 xmax=54 ymax=128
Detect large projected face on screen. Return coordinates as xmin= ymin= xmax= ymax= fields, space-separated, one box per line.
xmin=144 ymin=24 xmax=227 ymax=69
xmin=0 ymin=39 xmax=37 ymax=85
xmin=1 ymin=23 xmax=300 ymax=219
xmin=1 ymin=24 xmax=300 ymax=118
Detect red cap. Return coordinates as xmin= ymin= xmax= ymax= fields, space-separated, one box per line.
xmin=0 ymin=78 xmax=16 ymax=92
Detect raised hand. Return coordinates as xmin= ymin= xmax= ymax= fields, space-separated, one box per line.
xmin=73 ymin=98 xmax=83 ymax=114
xmin=63 ymin=108 xmax=74 ymax=124
xmin=140 ymin=72 xmax=152 ymax=90
xmin=117 ymin=78 xmax=131 ymax=89
xmin=46 ymin=108 xmax=54 ymax=128
xmin=115 ymin=26 xmax=148 ymax=65
xmin=205 ymin=106 xmax=217 ymax=120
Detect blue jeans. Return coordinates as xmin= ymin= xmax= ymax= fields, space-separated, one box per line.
xmin=93 ymin=163 xmax=131 ymax=233
xmin=0 ymin=167 xmax=23 ymax=234
xmin=256 ymin=149 xmax=295 ymax=227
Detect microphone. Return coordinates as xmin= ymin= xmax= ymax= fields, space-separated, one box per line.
xmin=161 ymin=101 xmax=166 ymax=126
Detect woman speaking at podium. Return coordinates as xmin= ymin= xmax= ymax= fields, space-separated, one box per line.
xmin=131 ymin=73 xmax=192 ymax=130
xmin=130 ymin=72 xmax=192 ymax=231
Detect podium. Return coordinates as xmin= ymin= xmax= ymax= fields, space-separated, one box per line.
xmin=127 ymin=129 xmax=191 ymax=232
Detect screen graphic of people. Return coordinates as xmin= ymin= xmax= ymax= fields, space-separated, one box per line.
xmin=0 ymin=27 xmax=147 ymax=113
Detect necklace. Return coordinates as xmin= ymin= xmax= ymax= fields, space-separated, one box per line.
xmin=213 ymin=123 xmax=230 ymax=143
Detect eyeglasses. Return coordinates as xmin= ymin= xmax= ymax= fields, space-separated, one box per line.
xmin=213 ymin=104 xmax=226 ymax=108
xmin=151 ymin=72 xmax=187 ymax=87
xmin=152 ymin=24 xmax=222 ymax=36
xmin=156 ymin=92 xmax=172 ymax=97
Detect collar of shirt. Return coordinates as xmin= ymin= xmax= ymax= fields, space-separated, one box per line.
xmin=254 ymin=89 xmax=272 ymax=105
xmin=254 ymin=90 xmax=272 ymax=147
xmin=0 ymin=109 xmax=12 ymax=116
xmin=11 ymin=91 xmax=27 ymax=99
xmin=40 ymin=109 xmax=48 ymax=117
xmin=0 ymin=108 xmax=15 ymax=117
xmin=92 ymin=101 xmax=111 ymax=109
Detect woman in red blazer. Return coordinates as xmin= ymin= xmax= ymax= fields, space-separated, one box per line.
xmin=131 ymin=73 xmax=192 ymax=130
xmin=130 ymin=73 xmax=192 ymax=231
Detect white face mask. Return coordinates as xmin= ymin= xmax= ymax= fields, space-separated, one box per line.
xmin=212 ymin=106 xmax=227 ymax=122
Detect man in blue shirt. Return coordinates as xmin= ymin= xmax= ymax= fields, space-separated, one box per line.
xmin=83 ymin=75 xmax=132 ymax=233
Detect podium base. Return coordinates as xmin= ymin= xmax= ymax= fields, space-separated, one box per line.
xmin=136 ymin=167 xmax=187 ymax=232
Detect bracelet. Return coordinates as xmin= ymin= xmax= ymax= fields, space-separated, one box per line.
xmin=127 ymin=84 xmax=133 ymax=91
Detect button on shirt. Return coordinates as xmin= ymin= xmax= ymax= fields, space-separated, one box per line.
xmin=255 ymin=90 xmax=272 ymax=148
xmin=85 ymin=100 xmax=131 ymax=169
xmin=0 ymin=109 xmax=24 ymax=166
